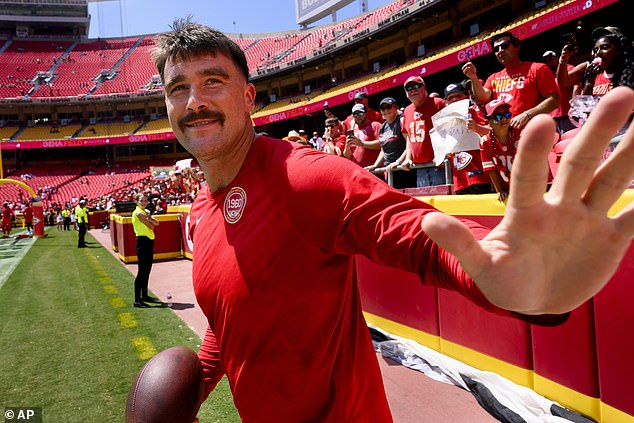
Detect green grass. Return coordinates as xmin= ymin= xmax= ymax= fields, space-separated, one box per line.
xmin=0 ymin=229 xmax=240 ymax=422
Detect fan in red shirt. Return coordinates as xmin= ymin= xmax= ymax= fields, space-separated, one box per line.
xmin=462 ymin=31 xmax=559 ymax=130
xmin=146 ymin=19 xmax=634 ymax=423
xmin=479 ymin=99 xmax=522 ymax=203
xmin=342 ymin=103 xmax=382 ymax=168
xmin=322 ymin=116 xmax=346 ymax=156
xmin=342 ymin=91 xmax=383 ymax=131
xmin=401 ymin=76 xmax=447 ymax=187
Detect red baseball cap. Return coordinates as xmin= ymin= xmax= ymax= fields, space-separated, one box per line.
xmin=485 ymin=98 xmax=511 ymax=117
xmin=403 ymin=76 xmax=425 ymax=88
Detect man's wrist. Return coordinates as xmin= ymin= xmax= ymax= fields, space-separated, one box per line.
xmin=524 ymin=111 xmax=532 ymax=119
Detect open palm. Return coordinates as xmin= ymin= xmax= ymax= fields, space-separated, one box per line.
xmin=422 ymin=87 xmax=634 ymax=315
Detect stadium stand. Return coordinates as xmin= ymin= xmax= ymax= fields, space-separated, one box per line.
xmin=0 ymin=126 xmax=19 ymax=141
xmin=92 ymin=38 xmax=158 ymax=96
xmin=134 ymin=119 xmax=172 ymax=135
xmin=0 ymin=40 xmax=73 ymax=98
xmin=15 ymin=124 xmax=81 ymax=141
xmin=0 ymin=0 xmax=628 ymax=209
xmin=76 ymin=121 xmax=144 ymax=138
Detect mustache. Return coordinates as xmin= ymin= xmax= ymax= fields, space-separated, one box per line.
xmin=179 ymin=110 xmax=225 ymax=127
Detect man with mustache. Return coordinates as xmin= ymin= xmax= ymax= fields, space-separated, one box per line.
xmin=462 ymin=32 xmax=560 ymax=130
xmin=150 ymin=19 xmax=634 ymax=422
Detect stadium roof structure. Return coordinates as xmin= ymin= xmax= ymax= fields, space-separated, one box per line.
xmin=0 ymin=0 xmax=90 ymax=37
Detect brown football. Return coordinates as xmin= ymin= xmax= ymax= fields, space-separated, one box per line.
xmin=126 ymin=346 xmax=204 ymax=423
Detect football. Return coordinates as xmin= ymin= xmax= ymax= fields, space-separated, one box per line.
xmin=126 ymin=346 xmax=204 ymax=423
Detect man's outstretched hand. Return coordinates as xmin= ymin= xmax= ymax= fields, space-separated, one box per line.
xmin=422 ymin=87 xmax=634 ymax=315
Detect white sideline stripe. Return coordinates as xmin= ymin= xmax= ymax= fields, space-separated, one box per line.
xmin=0 ymin=228 xmax=46 ymax=290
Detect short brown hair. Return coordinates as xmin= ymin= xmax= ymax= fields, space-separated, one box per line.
xmin=152 ymin=17 xmax=249 ymax=84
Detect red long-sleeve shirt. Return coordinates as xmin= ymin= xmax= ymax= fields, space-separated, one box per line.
xmin=189 ymin=136 xmax=516 ymax=422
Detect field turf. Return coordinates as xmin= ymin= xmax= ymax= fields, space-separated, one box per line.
xmin=0 ymin=229 xmax=240 ymax=422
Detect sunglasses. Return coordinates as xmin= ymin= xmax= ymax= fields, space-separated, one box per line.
xmin=492 ymin=111 xmax=512 ymax=122
xmin=405 ymin=83 xmax=424 ymax=92
xmin=353 ymin=111 xmax=365 ymax=117
xmin=380 ymin=105 xmax=395 ymax=111
xmin=494 ymin=41 xmax=512 ymax=53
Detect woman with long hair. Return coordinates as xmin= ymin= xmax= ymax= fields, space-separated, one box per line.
xmin=557 ymin=26 xmax=633 ymax=96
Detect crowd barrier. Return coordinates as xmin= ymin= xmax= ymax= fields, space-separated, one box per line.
xmin=108 ymin=190 xmax=634 ymax=422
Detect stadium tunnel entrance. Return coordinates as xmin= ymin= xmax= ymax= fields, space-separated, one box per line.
xmin=0 ymin=179 xmax=45 ymax=238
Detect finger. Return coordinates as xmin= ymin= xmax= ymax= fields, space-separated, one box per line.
xmin=583 ymin=111 xmax=634 ymax=211
xmin=421 ymin=212 xmax=489 ymax=278
xmin=507 ymin=114 xmax=556 ymax=209
xmin=613 ymin=200 xmax=634 ymax=237
xmin=549 ymin=87 xmax=634 ymax=203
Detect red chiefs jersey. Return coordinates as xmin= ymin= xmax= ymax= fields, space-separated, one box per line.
xmin=188 ymin=136 xmax=521 ymax=422
xmin=23 ymin=206 xmax=33 ymax=223
xmin=2 ymin=207 xmax=14 ymax=224
xmin=484 ymin=62 xmax=558 ymax=117
xmin=592 ymin=72 xmax=613 ymax=96
xmin=401 ymin=96 xmax=446 ymax=163
xmin=480 ymin=127 xmax=521 ymax=190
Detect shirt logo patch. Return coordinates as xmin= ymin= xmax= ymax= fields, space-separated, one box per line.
xmin=224 ymin=187 xmax=247 ymax=224
xmin=454 ymin=152 xmax=473 ymax=171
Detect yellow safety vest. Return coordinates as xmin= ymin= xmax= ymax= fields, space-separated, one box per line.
xmin=131 ymin=205 xmax=155 ymax=240
xmin=75 ymin=205 xmax=88 ymax=223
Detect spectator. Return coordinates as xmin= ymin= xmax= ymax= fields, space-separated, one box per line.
xmin=479 ymin=99 xmax=521 ymax=202
xmin=557 ymin=26 xmax=633 ymax=97
xmin=283 ymin=130 xmax=307 ymax=145
xmin=339 ymin=91 xmax=383 ymax=131
xmin=322 ymin=117 xmax=346 ymax=156
xmin=542 ymin=50 xmax=578 ymax=134
xmin=401 ymin=76 xmax=447 ymax=187
xmin=462 ymin=32 xmax=559 ymax=130
xmin=365 ymin=97 xmax=416 ymax=188
xmin=342 ymin=103 xmax=382 ymax=167
xmin=298 ymin=129 xmax=309 ymax=143
xmin=442 ymin=83 xmax=492 ymax=195
xmin=309 ymin=131 xmax=324 ymax=150
xmin=56 ymin=210 xmax=64 ymax=231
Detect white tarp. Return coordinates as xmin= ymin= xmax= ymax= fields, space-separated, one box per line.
xmin=370 ymin=325 xmax=593 ymax=423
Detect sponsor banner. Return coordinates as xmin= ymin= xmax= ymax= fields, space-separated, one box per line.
xmin=0 ymin=130 xmax=176 ymax=150
xmin=253 ymin=0 xmax=617 ymax=126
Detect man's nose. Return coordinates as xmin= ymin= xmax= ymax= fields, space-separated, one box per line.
xmin=186 ymin=87 xmax=208 ymax=111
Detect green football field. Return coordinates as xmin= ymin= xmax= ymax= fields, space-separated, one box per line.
xmin=0 ymin=228 xmax=240 ymax=422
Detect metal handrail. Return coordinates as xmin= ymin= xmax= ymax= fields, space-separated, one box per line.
xmin=368 ymin=159 xmax=453 ymax=187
